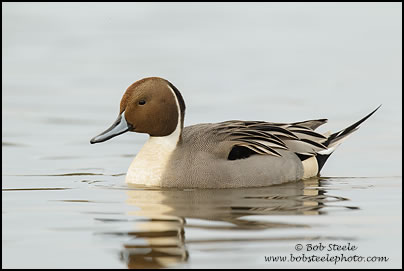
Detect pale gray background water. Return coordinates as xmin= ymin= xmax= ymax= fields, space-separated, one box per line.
xmin=2 ymin=2 xmax=402 ymax=269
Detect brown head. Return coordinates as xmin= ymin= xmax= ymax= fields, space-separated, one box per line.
xmin=90 ymin=77 xmax=186 ymax=144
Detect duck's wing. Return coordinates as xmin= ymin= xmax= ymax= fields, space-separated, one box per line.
xmin=181 ymin=106 xmax=380 ymax=180
xmin=212 ymin=119 xmax=329 ymax=158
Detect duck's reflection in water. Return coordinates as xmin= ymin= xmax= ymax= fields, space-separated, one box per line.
xmin=115 ymin=178 xmax=356 ymax=268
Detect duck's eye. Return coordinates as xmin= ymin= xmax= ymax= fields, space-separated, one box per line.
xmin=138 ymin=100 xmax=146 ymax=105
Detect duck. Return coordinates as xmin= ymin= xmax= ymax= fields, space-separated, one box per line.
xmin=90 ymin=77 xmax=380 ymax=188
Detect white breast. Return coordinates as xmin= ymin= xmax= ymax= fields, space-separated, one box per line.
xmin=125 ymin=131 xmax=181 ymax=186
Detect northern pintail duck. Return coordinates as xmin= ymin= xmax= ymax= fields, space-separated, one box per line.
xmin=90 ymin=77 xmax=380 ymax=188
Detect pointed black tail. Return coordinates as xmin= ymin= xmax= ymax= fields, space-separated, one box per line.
xmin=316 ymin=105 xmax=381 ymax=172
